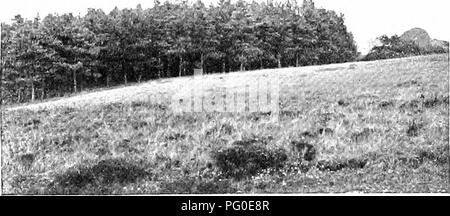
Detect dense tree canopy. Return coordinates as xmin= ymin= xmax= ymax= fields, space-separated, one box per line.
xmin=1 ymin=0 xmax=358 ymax=104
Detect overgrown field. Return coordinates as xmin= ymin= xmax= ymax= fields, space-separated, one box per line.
xmin=2 ymin=54 xmax=449 ymax=194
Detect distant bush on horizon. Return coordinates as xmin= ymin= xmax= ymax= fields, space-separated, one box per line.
xmin=362 ymin=32 xmax=449 ymax=61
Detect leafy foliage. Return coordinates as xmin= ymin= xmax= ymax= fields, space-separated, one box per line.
xmin=1 ymin=0 xmax=358 ymax=104
xmin=363 ymin=34 xmax=449 ymax=61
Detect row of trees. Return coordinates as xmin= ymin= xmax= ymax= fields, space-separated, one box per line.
xmin=362 ymin=35 xmax=449 ymax=61
xmin=1 ymin=0 xmax=358 ymax=104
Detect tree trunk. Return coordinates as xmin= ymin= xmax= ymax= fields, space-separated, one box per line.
xmin=201 ymin=53 xmax=205 ymax=74
xmin=31 ymin=81 xmax=35 ymax=102
xmin=41 ymin=78 xmax=45 ymax=100
xmin=41 ymin=87 xmax=45 ymax=100
xmin=122 ymin=61 xmax=127 ymax=85
xmin=260 ymin=58 xmax=263 ymax=69
xmin=179 ymin=55 xmax=183 ymax=77
xmin=73 ymin=69 xmax=77 ymax=93
xmin=222 ymin=61 xmax=225 ymax=73
xmin=17 ymin=88 xmax=21 ymax=103
xmin=106 ymin=74 xmax=111 ymax=87
xmin=158 ymin=57 xmax=162 ymax=78
xmin=240 ymin=54 xmax=244 ymax=71
xmin=296 ymin=54 xmax=299 ymax=67
xmin=167 ymin=56 xmax=170 ymax=78
xmin=277 ymin=53 xmax=282 ymax=68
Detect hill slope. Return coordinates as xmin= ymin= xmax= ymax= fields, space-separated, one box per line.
xmin=6 ymin=54 xmax=449 ymax=112
xmin=2 ymin=54 xmax=449 ymax=194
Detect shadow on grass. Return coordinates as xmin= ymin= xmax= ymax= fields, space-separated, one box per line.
xmin=46 ymin=158 xmax=152 ymax=194
xmin=212 ymin=139 xmax=288 ymax=180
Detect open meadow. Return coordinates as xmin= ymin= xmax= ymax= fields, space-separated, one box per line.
xmin=2 ymin=54 xmax=449 ymax=194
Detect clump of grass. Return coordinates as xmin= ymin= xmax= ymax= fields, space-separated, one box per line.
xmin=378 ymin=100 xmax=395 ymax=109
xmin=415 ymin=145 xmax=449 ymax=165
xmin=22 ymin=119 xmax=41 ymax=127
xmin=46 ymin=158 xmax=153 ymax=194
xmin=351 ymin=128 xmax=375 ymax=143
xmin=289 ymin=141 xmax=317 ymax=162
xmin=18 ymin=153 xmax=35 ymax=171
xmin=212 ymin=139 xmax=288 ymax=179
xmin=423 ymin=95 xmax=449 ymax=108
xmin=165 ymin=132 xmax=187 ymax=141
xmin=396 ymin=80 xmax=420 ymax=88
xmin=337 ymin=99 xmax=350 ymax=106
xmin=316 ymin=158 xmax=368 ymax=171
xmin=205 ymin=122 xmax=235 ymax=137
xmin=300 ymin=131 xmax=318 ymax=139
xmin=247 ymin=111 xmax=272 ymax=121
xmin=317 ymin=127 xmax=334 ymax=135
xmin=407 ymin=120 xmax=423 ymax=137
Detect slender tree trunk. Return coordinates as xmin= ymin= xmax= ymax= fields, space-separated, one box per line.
xmin=222 ymin=61 xmax=225 ymax=73
xmin=260 ymin=58 xmax=263 ymax=69
xmin=106 ymin=74 xmax=111 ymax=87
xmin=296 ymin=53 xmax=299 ymax=67
xmin=122 ymin=61 xmax=127 ymax=85
xmin=277 ymin=53 xmax=282 ymax=68
xmin=17 ymin=88 xmax=21 ymax=103
xmin=158 ymin=57 xmax=162 ymax=78
xmin=73 ymin=69 xmax=77 ymax=93
xmin=240 ymin=54 xmax=244 ymax=71
xmin=31 ymin=81 xmax=35 ymax=102
xmin=31 ymin=63 xmax=36 ymax=101
xmin=179 ymin=55 xmax=183 ymax=77
xmin=167 ymin=56 xmax=170 ymax=78
xmin=41 ymin=79 xmax=45 ymax=100
xmin=201 ymin=53 xmax=205 ymax=74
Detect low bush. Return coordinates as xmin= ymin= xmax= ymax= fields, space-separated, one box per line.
xmin=46 ymin=158 xmax=152 ymax=194
xmin=212 ymin=140 xmax=288 ymax=179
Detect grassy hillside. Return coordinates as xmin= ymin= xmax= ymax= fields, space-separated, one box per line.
xmin=2 ymin=54 xmax=449 ymax=194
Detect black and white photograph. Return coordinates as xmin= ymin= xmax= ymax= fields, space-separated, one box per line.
xmin=0 ymin=0 xmax=449 ymax=197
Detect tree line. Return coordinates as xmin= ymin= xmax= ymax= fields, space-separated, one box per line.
xmin=0 ymin=0 xmax=358 ymax=104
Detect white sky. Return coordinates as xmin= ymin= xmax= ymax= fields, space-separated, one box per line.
xmin=1 ymin=0 xmax=449 ymax=53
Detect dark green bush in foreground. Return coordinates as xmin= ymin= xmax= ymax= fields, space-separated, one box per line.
xmin=46 ymin=158 xmax=152 ymax=194
xmin=213 ymin=139 xmax=288 ymax=180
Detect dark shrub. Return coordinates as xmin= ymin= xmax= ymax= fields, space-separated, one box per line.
xmin=317 ymin=127 xmax=334 ymax=135
xmin=423 ymin=95 xmax=449 ymax=108
xmin=337 ymin=99 xmax=349 ymax=106
xmin=416 ymin=146 xmax=449 ymax=165
xmin=290 ymin=141 xmax=317 ymax=161
xmin=378 ymin=100 xmax=395 ymax=109
xmin=351 ymin=128 xmax=374 ymax=143
xmin=406 ymin=120 xmax=423 ymax=137
xmin=300 ymin=131 xmax=318 ymax=138
xmin=47 ymin=158 xmax=152 ymax=194
xmin=362 ymin=35 xmax=424 ymax=61
xmin=213 ymin=140 xmax=288 ymax=179
xmin=317 ymin=158 xmax=368 ymax=171
xmin=18 ymin=153 xmax=35 ymax=170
